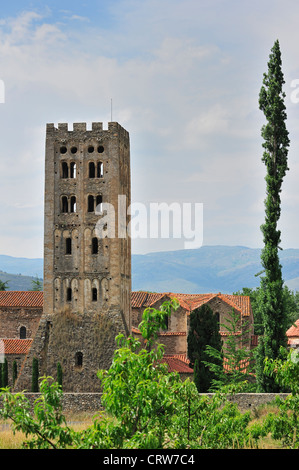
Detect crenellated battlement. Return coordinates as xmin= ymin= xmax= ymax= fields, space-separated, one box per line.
xmin=46 ymin=122 xmax=129 ymax=140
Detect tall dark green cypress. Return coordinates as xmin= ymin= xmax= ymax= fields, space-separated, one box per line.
xmin=256 ymin=40 xmax=290 ymax=392
xmin=187 ymin=304 xmax=222 ymax=392
xmin=2 ymin=358 xmax=8 ymax=387
xmin=57 ymin=362 xmax=63 ymax=388
xmin=12 ymin=361 xmax=18 ymax=387
xmin=32 ymin=357 xmax=39 ymax=392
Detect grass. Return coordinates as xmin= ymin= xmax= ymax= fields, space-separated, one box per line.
xmin=0 ymin=404 xmax=288 ymax=449
xmin=0 ymin=411 xmax=97 ymax=449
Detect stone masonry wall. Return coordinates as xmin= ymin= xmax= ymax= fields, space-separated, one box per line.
xmin=3 ymin=392 xmax=289 ymax=414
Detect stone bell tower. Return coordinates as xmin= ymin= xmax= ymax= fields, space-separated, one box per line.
xmin=15 ymin=122 xmax=131 ymax=392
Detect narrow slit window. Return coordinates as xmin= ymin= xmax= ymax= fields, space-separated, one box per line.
xmin=97 ymin=161 xmax=103 ymax=178
xmin=92 ymin=288 xmax=98 ymax=301
xmin=66 ymin=287 xmax=72 ymax=302
xmin=96 ymin=195 xmax=102 ymax=213
xmin=61 ymin=196 xmax=68 ymax=213
xmin=20 ymin=326 xmax=27 ymax=339
xmin=65 ymin=237 xmax=72 ymax=255
xmin=92 ymin=237 xmax=99 ymax=254
xmin=88 ymin=195 xmax=94 ymax=212
xmin=70 ymin=162 xmax=76 ymax=178
xmin=75 ymin=352 xmax=83 ymax=367
xmin=61 ymin=162 xmax=68 ymax=178
xmin=70 ymin=196 xmax=76 ymax=213
xmin=89 ymin=162 xmax=95 ymax=178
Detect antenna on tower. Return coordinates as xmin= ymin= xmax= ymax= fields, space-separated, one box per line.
xmin=111 ymin=98 xmax=113 ymax=122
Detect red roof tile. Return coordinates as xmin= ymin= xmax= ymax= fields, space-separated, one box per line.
xmin=286 ymin=319 xmax=299 ymax=338
xmin=0 ymin=338 xmax=32 ymax=355
xmin=161 ymin=355 xmax=193 ymax=374
xmin=131 ymin=291 xmax=252 ymax=317
xmin=0 ymin=291 xmax=43 ymax=308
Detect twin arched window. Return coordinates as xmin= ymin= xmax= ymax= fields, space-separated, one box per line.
xmin=61 ymin=196 xmax=76 ymax=213
xmin=61 ymin=161 xmax=76 ymax=178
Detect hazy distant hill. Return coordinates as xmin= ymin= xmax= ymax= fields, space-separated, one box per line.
xmin=1 ymin=246 xmax=299 ymax=294
xmin=131 ymin=245 xmax=299 ymax=294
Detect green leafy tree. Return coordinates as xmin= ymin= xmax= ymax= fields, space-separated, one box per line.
xmin=187 ymin=304 xmax=222 ymax=392
xmin=235 ymin=286 xmax=299 ymax=335
xmin=256 ymin=39 xmax=290 ymax=392
xmin=204 ymin=310 xmax=256 ymax=391
xmin=30 ymin=276 xmax=43 ymax=291
xmin=0 ymin=300 xmax=265 ymax=449
xmin=0 ymin=280 xmax=9 ymax=291
xmin=252 ymin=348 xmax=299 ymax=448
xmin=0 ymin=377 xmax=75 ymax=449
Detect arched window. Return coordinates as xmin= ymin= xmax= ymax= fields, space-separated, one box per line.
xmin=61 ymin=196 xmax=68 ymax=213
xmin=96 ymin=195 xmax=102 ymax=213
xmin=66 ymin=287 xmax=72 ymax=302
xmin=97 ymin=161 xmax=103 ymax=178
xmin=65 ymin=237 xmax=72 ymax=255
xmin=20 ymin=326 xmax=27 ymax=339
xmin=70 ymin=162 xmax=76 ymax=178
xmin=75 ymin=351 xmax=83 ymax=367
xmin=70 ymin=196 xmax=76 ymax=213
xmin=92 ymin=237 xmax=99 ymax=254
xmin=88 ymin=195 xmax=94 ymax=212
xmin=92 ymin=288 xmax=98 ymax=301
xmin=89 ymin=162 xmax=95 ymax=178
xmin=61 ymin=162 xmax=68 ymax=178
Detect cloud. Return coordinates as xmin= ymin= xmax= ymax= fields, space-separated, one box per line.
xmin=0 ymin=2 xmax=298 ymax=258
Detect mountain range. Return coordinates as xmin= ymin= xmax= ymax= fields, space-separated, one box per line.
xmin=1 ymin=245 xmax=299 ymax=294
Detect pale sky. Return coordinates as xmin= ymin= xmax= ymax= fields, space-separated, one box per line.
xmin=1 ymin=0 xmax=299 ymax=258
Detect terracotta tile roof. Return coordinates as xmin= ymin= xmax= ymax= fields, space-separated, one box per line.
xmin=131 ymin=291 xmax=252 ymax=317
xmin=0 ymin=291 xmax=43 ymax=308
xmin=131 ymin=326 xmax=185 ymax=337
xmin=286 ymin=319 xmax=299 ymax=338
xmin=161 ymin=355 xmax=193 ymax=374
xmin=0 ymin=338 xmax=32 ymax=355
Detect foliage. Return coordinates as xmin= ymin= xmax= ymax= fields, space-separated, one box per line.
xmin=0 ymin=280 xmax=9 ymax=291
xmin=0 ymin=299 xmax=266 ymax=449
xmin=0 ymin=377 xmax=75 ymax=449
xmin=204 ymin=310 xmax=256 ymax=391
xmin=256 ymin=39 xmax=290 ymax=392
xmin=234 ymin=286 xmax=299 ymax=335
xmin=30 ymin=276 xmax=43 ymax=291
xmin=187 ymin=304 xmax=222 ymax=392
xmin=251 ymin=348 xmax=299 ymax=448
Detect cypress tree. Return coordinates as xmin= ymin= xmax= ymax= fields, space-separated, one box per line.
xmin=12 ymin=361 xmax=17 ymax=387
xmin=57 ymin=362 xmax=63 ymax=388
xmin=32 ymin=357 xmax=39 ymax=392
xmin=2 ymin=358 xmax=8 ymax=387
xmin=0 ymin=363 xmax=2 ymax=388
xmin=187 ymin=304 xmax=222 ymax=392
xmin=256 ymin=40 xmax=290 ymax=392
